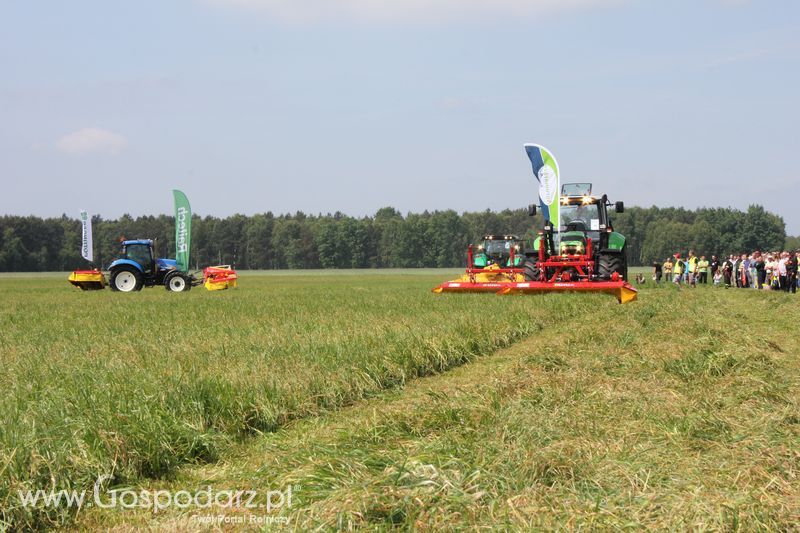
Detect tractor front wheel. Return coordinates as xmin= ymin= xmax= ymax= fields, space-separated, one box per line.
xmin=110 ymin=267 xmax=143 ymax=292
xmin=598 ymin=247 xmax=628 ymax=281
xmin=165 ymin=272 xmax=192 ymax=292
xmin=523 ymin=259 xmax=543 ymax=282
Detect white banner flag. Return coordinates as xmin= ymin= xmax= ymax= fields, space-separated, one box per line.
xmin=80 ymin=210 xmax=93 ymax=262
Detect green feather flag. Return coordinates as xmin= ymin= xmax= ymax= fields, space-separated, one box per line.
xmin=173 ymin=190 xmax=191 ymax=272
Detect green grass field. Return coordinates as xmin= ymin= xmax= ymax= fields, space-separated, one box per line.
xmin=1 ymin=270 xmax=798 ymax=530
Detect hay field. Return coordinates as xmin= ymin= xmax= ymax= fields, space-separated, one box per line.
xmin=1 ymin=271 xmax=797 ymax=529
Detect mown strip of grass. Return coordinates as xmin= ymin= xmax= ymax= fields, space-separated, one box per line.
xmin=76 ymin=286 xmax=799 ymax=530
xmin=0 ymin=272 xmax=602 ymax=530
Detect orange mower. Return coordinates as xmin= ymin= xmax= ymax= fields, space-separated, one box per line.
xmin=203 ymin=265 xmax=238 ymax=290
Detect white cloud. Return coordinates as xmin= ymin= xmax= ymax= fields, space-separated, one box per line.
xmin=55 ymin=127 xmax=128 ymax=156
xmin=204 ymin=0 xmax=623 ymax=23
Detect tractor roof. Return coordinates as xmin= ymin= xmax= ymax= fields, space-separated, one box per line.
xmin=123 ymin=239 xmax=153 ymax=246
xmin=559 ymin=183 xmax=600 ymax=205
xmin=561 ymin=183 xmax=592 ymax=196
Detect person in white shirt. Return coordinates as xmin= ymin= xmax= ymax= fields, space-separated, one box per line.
xmin=765 ymin=255 xmax=777 ymax=289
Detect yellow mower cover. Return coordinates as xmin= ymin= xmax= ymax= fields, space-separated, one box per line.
xmin=68 ymin=269 xmax=107 ymax=290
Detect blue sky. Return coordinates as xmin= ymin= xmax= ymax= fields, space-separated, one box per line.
xmin=2 ymin=0 xmax=799 ymax=233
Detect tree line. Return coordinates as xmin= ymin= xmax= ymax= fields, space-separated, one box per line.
xmin=0 ymin=204 xmax=791 ymax=272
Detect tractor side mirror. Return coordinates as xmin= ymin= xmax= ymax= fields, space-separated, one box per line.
xmin=615 ymin=201 xmax=625 ymax=213
xmin=528 ymin=204 xmax=537 ymax=216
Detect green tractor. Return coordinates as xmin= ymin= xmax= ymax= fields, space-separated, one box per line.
xmin=473 ymin=235 xmax=525 ymax=269
xmin=527 ymin=183 xmax=628 ymax=282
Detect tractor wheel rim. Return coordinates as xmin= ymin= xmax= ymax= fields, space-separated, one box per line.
xmin=115 ymin=271 xmax=136 ymax=292
xmin=169 ymin=277 xmax=185 ymax=291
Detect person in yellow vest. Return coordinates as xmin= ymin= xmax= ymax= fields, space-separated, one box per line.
xmin=672 ymin=253 xmax=684 ymax=286
xmin=697 ymin=255 xmax=709 ymax=284
xmin=687 ymin=250 xmax=698 ymax=287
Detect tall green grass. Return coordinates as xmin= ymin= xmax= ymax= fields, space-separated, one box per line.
xmin=103 ymin=285 xmax=793 ymax=531
xmin=0 ymin=272 xmax=597 ymax=530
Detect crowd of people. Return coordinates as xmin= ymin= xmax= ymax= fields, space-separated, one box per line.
xmin=651 ymin=250 xmax=799 ymax=293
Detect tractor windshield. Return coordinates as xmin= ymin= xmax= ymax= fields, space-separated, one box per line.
xmin=560 ymin=203 xmax=600 ymax=233
xmin=484 ymin=240 xmax=514 ymax=255
xmin=557 ymin=202 xmax=601 ymax=247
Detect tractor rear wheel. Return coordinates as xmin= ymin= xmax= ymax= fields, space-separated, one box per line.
xmin=523 ymin=259 xmax=543 ymax=282
xmin=598 ymin=246 xmax=628 ymax=281
xmin=110 ymin=267 xmax=143 ymax=292
xmin=165 ymin=272 xmax=192 ymax=292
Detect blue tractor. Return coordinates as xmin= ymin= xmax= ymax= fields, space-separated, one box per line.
xmin=108 ymin=239 xmax=195 ymax=292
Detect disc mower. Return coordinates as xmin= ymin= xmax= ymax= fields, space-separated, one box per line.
xmin=68 ymin=269 xmax=107 ymax=290
xmin=431 ymin=235 xmax=526 ymax=293
xmin=203 ymin=265 xmax=238 ymax=290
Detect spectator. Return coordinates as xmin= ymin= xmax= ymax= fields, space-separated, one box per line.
xmin=673 ymin=253 xmax=684 ymax=286
xmin=740 ymin=253 xmax=750 ymax=288
xmin=687 ymin=250 xmax=698 ymax=287
xmin=663 ymin=257 xmax=673 ymax=283
xmin=796 ymin=251 xmax=800 ymax=290
xmin=778 ymin=252 xmax=788 ymax=291
xmin=766 ymin=254 xmax=779 ymax=289
xmin=710 ymin=255 xmax=720 ymax=280
xmin=722 ymin=255 xmax=734 ymax=288
xmin=752 ymin=251 xmax=766 ymax=289
xmin=746 ymin=254 xmax=753 ymax=285
xmin=697 ymin=255 xmax=709 ymax=284
xmin=787 ymin=251 xmax=798 ymax=294
xmin=653 ymin=261 xmax=663 ymax=283
xmin=797 ymin=251 xmax=800 ymax=290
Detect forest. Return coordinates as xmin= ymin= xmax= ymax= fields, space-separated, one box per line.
xmin=0 ymin=204 xmax=791 ymax=271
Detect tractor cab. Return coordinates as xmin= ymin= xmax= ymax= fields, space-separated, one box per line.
xmin=559 ymin=194 xmax=600 ymax=254
xmin=115 ymin=239 xmax=179 ymax=273
xmin=121 ymin=239 xmax=156 ymax=275
xmin=474 ymin=235 xmax=523 ymax=268
xmin=554 ymin=183 xmax=624 ymax=252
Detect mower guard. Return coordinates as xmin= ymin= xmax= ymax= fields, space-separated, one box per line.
xmin=68 ymin=269 xmax=107 ymax=290
xmin=433 ymin=279 xmax=637 ymax=304
xmin=498 ymin=280 xmax=637 ymax=304
xmin=432 ymin=280 xmax=519 ymax=294
xmin=203 ymin=265 xmax=238 ymax=291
